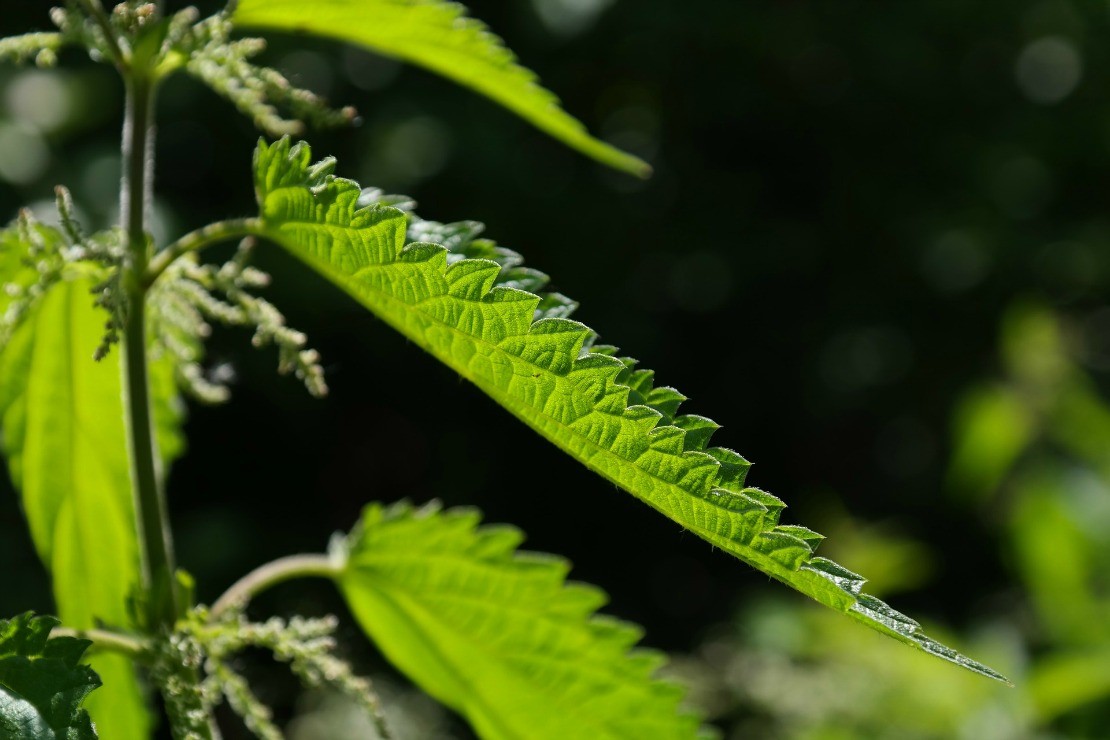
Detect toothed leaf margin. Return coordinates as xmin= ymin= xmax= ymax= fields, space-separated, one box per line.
xmin=0 ymin=612 xmax=100 ymax=740
xmin=253 ymin=137 xmax=1008 ymax=683
xmin=336 ymin=501 xmax=708 ymax=740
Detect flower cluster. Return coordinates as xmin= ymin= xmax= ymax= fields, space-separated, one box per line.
xmin=171 ymin=608 xmax=390 ymax=740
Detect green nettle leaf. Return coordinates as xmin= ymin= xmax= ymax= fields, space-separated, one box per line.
xmin=0 ymin=221 xmax=188 ymax=739
xmin=337 ymin=501 xmax=706 ymax=739
xmin=0 ymin=272 xmax=151 ymax=739
xmin=0 ymin=612 xmax=100 ymax=740
xmin=254 ymin=138 xmax=1008 ymax=683
xmin=230 ymin=0 xmax=650 ymax=178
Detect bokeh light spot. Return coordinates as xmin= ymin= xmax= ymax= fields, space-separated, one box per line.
xmin=1015 ymin=36 xmax=1082 ymax=104
xmin=532 ymin=0 xmax=615 ymax=36
xmin=0 ymin=123 xmax=49 ymax=185
xmin=4 ymin=70 xmax=71 ymax=133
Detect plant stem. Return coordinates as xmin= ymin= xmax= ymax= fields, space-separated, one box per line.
xmin=55 ymin=627 xmax=151 ymax=660
xmin=210 ymin=554 xmax=339 ymax=619
xmin=146 ymin=217 xmax=265 ymax=286
xmin=120 ymin=70 xmax=178 ymax=630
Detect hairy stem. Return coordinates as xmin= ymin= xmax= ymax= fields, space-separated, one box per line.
xmin=54 ymin=627 xmax=151 ymax=660
xmin=121 ymin=70 xmax=177 ymax=630
xmin=146 ymin=217 xmax=265 ymax=286
xmin=211 ymin=555 xmax=339 ymax=619
xmin=119 ymin=50 xmax=223 ymax=740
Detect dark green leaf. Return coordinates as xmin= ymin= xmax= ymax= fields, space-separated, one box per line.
xmin=0 ymin=612 xmax=100 ymax=740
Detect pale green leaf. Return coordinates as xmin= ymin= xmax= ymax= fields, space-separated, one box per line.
xmin=337 ymin=501 xmax=706 ymax=740
xmin=254 ymin=138 xmax=1008 ymax=683
xmin=0 ymin=273 xmax=152 ymax=739
xmin=0 ymin=612 xmax=100 ymax=740
xmin=231 ymin=0 xmax=650 ymax=177
xmin=0 ymin=216 xmax=191 ymax=737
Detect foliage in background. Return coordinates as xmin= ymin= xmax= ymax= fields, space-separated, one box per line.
xmin=669 ymin=304 xmax=1110 ymax=738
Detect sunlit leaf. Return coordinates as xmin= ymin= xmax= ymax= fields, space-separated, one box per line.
xmin=337 ymin=501 xmax=707 ymax=739
xmin=231 ymin=0 xmax=650 ymax=177
xmin=0 ymin=270 xmax=151 ymax=739
xmin=253 ymin=137 xmax=1007 ymax=683
xmin=0 ymin=211 xmax=194 ymax=737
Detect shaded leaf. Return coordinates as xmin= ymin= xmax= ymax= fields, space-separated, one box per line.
xmin=0 ymin=612 xmax=99 ymax=740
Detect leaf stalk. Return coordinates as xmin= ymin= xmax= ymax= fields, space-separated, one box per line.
xmin=210 ymin=554 xmax=339 ymax=619
xmin=146 ymin=217 xmax=265 ymax=286
xmin=54 ymin=627 xmax=152 ymax=660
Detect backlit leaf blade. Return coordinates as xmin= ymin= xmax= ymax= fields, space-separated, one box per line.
xmin=231 ymin=0 xmax=650 ymax=177
xmin=0 ymin=274 xmax=152 ymax=739
xmin=0 ymin=214 xmax=191 ymax=737
xmin=336 ymin=501 xmax=706 ymax=740
xmin=0 ymin=612 xmax=100 ymax=740
xmin=254 ymin=138 xmax=1008 ymax=683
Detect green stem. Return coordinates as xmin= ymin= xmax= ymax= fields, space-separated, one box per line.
xmin=54 ymin=627 xmax=151 ymax=660
xmin=210 ymin=554 xmax=339 ymax=619
xmin=120 ymin=71 xmax=178 ymax=630
xmin=146 ymin=217 xmax=265 ymax=286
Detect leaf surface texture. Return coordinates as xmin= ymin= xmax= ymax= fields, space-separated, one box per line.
xmin=231 ymin=0 xmax=649 ymax=177
xmin=254 ymin=138 xmax=1007 ymax=683
xmin=0 ymin=613 xmax=100 ymax=740
xmin=338 ymin=501 xmax=706 ymax=739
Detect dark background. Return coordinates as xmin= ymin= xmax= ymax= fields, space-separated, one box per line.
xmin=2 ymin=1 xmax=1109 ymax=736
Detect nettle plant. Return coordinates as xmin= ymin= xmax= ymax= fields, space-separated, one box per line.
xmin=0 ymin=2 xmax=1009 ymax=739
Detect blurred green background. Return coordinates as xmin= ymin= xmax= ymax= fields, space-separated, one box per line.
xmin=2 ymin=0 xmax=1110 ymax=737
